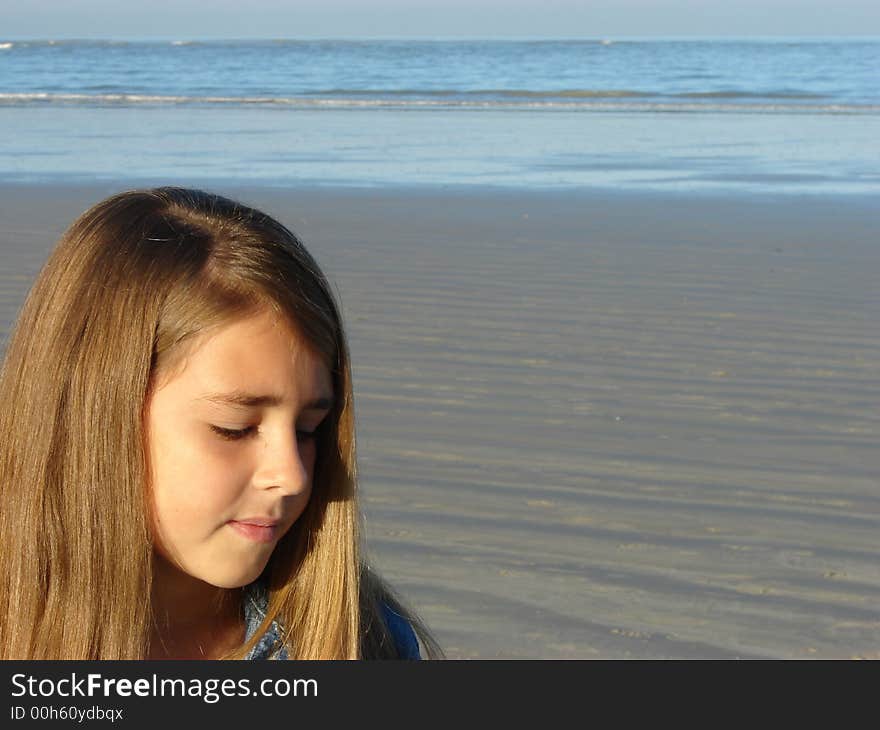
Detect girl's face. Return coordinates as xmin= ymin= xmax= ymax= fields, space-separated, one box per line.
xmin=144 ymin=308 xmax=333 ymax=589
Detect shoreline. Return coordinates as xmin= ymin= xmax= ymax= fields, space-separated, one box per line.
xmin=3 ymin=176 xmax=880 ymax=201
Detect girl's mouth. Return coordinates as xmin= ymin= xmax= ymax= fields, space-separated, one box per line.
xmin=228 ymin=519 xmax=279 ymax=543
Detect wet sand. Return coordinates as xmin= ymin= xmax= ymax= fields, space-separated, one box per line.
xmin=1 ymin=183 xmax=878 ymax=658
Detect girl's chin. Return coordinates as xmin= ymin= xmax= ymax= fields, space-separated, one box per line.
xmin=198 ymin=563 xmax=268 ymax=590
xmin=153 ymin=554 xmax=269 ymax=591
xmin=206 ymin=557 xmax=273 ymax=590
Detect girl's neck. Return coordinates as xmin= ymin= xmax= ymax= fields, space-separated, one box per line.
xmin=149 ymin=554 xmax=246 ymax=659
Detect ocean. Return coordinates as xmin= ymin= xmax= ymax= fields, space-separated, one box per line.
xmin=1 ymin=38 xmax=878 ymax=192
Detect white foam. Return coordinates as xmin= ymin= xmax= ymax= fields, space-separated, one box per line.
xmin=0 ymin=91 xmax=876 ymax=116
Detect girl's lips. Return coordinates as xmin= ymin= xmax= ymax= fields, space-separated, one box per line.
xmin=228 ymin=520 xmax=279 ymax=544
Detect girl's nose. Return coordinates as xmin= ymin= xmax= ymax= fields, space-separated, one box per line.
xmin=252 ymin=431 xmax=311 ymax=496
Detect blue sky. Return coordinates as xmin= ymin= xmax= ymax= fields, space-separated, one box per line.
xmin=2 ymin=0 xmax=878 ymax=39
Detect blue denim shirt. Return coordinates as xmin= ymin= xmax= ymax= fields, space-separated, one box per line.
xmin=243 ymin=581 xmax=421 ymax=660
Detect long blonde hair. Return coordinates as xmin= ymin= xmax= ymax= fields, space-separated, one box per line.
xmin=0 ymin=187 xmax=440 ymax=659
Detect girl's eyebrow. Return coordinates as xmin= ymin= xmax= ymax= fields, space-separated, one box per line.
xmin=198 ymin=391 xmax=334 ymax=410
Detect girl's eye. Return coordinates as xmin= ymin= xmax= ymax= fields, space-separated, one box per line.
xmin=210 ymin=425 xmax=256 ymax=441
xmin=296 ymin=430 xmax=317 ymax=443
xmin=210 ymin=425 xmax=319 ymax=443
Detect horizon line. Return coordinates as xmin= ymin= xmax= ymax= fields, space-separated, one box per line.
xmin=4 ymin=34 xmax=880 ymax=42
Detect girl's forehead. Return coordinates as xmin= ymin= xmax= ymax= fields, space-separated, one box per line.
xmin=153 ymin=310 xmax=329 ymax=396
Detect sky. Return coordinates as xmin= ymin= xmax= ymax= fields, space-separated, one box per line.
xmin=1 ymin=0 xmax=878 ymax=39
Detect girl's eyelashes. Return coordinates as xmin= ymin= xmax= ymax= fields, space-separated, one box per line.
xmin=296 ymin=430 xmax=317 ymax=443
xmin=209 ymin=425 xmax=321 ymax=442
xmin=210 ymin=424 xmax=256 ymax=441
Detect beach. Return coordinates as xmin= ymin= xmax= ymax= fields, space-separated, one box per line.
xmin=1 ymin=183 xmax=877 ymax=658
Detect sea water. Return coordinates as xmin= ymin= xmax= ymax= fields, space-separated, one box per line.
xmin=0 ymin=38 xmax=878 ymax=193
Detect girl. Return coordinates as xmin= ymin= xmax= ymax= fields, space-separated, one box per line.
xmin=0 ymin=187 xmax=441 ymax=660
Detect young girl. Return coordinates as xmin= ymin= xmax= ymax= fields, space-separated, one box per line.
xmin=0 ymin=187 xmax=440 ymax=660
